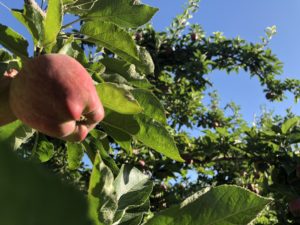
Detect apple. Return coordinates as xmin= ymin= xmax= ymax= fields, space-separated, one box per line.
xmin=0 ymin=69 xmax=18 ymax=126
xmin=191 ymin=33 xmax=198 ymax=41
xmin=9 ymin=54 xmax=104 ymax=142
xmin=289 ymin=198 xmax=300 ymax=217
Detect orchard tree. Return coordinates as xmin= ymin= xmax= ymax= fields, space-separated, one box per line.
xmin=0 ymin=0 xmax=298 ymax=225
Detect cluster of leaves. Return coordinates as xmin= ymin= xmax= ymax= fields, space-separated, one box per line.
xmin=0 ymin=0 xmax=274 ymax=225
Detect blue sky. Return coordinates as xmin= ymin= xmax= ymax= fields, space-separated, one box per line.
xmin=0 ymin=0 xmax=299 ymax=124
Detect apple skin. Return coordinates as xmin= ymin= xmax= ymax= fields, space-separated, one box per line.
xmin=289 ymin=198 xmax=300 ymax=217
xmin=0 ymin=69 xmax=18 ymax=126
xmin=9 ymin=54 xmax=104 ymax=142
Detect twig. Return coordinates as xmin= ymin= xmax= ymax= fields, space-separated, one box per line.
xmin=24 ymin=0 xmax=46 ymax=18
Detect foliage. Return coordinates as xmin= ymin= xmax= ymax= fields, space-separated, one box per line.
xmin=0 ymin=0 xmax=299 ymax=224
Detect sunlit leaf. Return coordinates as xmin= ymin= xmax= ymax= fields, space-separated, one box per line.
xmin=43 ymin=0 xmax=63 ymax=52
xmin=12 ymin=4 xmax=44 ymax=46
xmin=145 ymin=185 xmax=272 ymax=225
xmin=0 ymin=120 xmax=34 ymax=151
xmin=88 ymin=153 xmax=117 ymax=225
xmin=96 ymin=82 xmax=143 ymax=115
xmin=67 ymin=142 xmax=84 ymax=170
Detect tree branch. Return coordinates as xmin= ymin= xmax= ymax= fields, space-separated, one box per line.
xmin=24 ymin=0 xmax=46 ymax=18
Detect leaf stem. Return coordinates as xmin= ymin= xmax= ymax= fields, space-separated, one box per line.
xmin=0 ymin=1 xmax=10 ymax=11
xmin=31 ymin=131 xmax=39 ymax=158
xmin=61 ymin=18 xmax=83 ymax=30
xmin=24 ymin=0 xmax=46 ymax=18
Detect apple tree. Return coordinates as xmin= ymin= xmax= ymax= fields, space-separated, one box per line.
xmin=0 ymin=0 xmax=297 ymax=224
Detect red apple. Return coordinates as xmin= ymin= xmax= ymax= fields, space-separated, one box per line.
xmin=0 ymin=69 xmax=18 ymax=126
xmin=9 ymin=54 xmax=104 ymax=142
xmin=289 ymin=198 xmax=300 ymax=217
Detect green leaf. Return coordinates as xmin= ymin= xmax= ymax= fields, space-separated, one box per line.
xmin=88 ymin=153 xmax=117 ymax=225
xmin=102 ymin=110 xmax=184 ymax=162
xmin=78 ymin=0 xmax=158 ymax=28
xmin=66 ymin=142 xmax=84 ymax=170
xmin=100 ymin=58 xmax=153 ymax=88
xmin=0 ymin=147 xmax=93 ymax=225
xmin=89 ymin=132 xmax=120 ymax=176
xmin=134 ymin=114 xmax=183 ymax=162
xmin=113 ymin=165 xmax=153 ymax=224
xmin=80 ymin=21 xmax=139 ymax=61
xmin=0 ymin=49 xmax=14 ymax=75
xmin=118 ymin=201 xmax=149 ymax=225
xmin=136 ymin=46 xmax=155 ymax=75
xmin=0 ymin=120 xmax=34 ymax=151
xmin=96 ymin=82 xmax=143 ymax=115
xmin=43 ymin=0 xmax=63 ymax=52
xmin=0 ymin=24 xmax=28 ymax=59
xmin=32 ymin=135 xmax=55 ymax=163
xmin=12 ymin=4 xmax=44 ymax=46
xmin=281 ymin=117 xmax=300 ymax=134
xmin=102 ymin=110 xmax=140 ymax=136
xmin=132 ymin=89 xmax=167 ymax=124
xmin=101 ymin=124 xmax=133 ymax=154
xmin=144 ymin=185 xmax=272 ymax=225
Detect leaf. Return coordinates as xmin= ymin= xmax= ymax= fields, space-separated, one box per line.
xmin=0 ymin=49 xmax=13 ymax=75
xmin=288 ymin=132 xmax=300 ymax=144
xmin=100 ymin=58 xmax=153 ymax=89
xmin=0 ymin=23 xmax=28 ymax=59
xmin=0 ymin=120 xmax=35 ymax=151
xmin=12 ymin=4 xmax=44 ymax=46
xmin=96 ymin=82 xmax=143 ymax=115
xmin=43 ymin=0 xmax=63 ymax=52
xmin=134 ymin=114 xmax=183 ymax=162
xmin=102 ymin=110 xmax=183 ymax=162
xmin=89 ymin=132 xmax=120 ymax=176
xmin=32 ymin=135 xmax=55 ymax=163
xmin=118 ymin=201 xmax=149 ymax=225
xmin=0 ymin=146 xmax=93 ymax=225
xmin=78 ymin=0 xmax=158 ymax=28
xmin=88 ymin=153 xmax=117 ymax=225
xmin=144 ymin=185 xmax=272 ymax=225
xmin=101 ymin=124 xmax=133 ymax=154
xmin=135 ymin=46 xmax=155 ymax=75
xmin=113 ymin=165 xmax=153 ymax=224
xmin=281 ymin=117 xmax=300 ymax=134
xmin=80 ymin=21 xmax=139 ymax=62
xmin=66 ymin=142 xmax=84 ymax=170
xmin=102 ymin=110 xmax=140 ymax=136
xmin=131 ymin=89 xmax=167 ymax=124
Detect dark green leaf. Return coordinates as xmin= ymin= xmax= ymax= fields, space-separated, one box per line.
xmin=0 ymin=24 xmax=28 ymax=59
xmin=101 ymin=124 xmax=133 ymax=154
xmin=0 ymin=147 xmax=93 ymax=225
